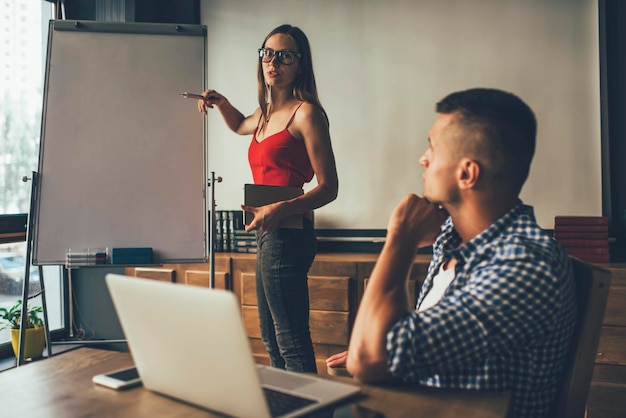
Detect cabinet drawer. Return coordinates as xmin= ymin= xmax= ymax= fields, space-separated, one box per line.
xmin=241 ymin=273 xmax=351 ymax=312
xmin=241 ymin=273 xmax=256 ymax=305
xmin=308 ymin=276 xmax=350 ymax=311
xmin=185 ymin=270 xmax=229 ymax=290
xmin=604 ymin=281 xmax=626 ymax=326
xmin=309 ymin=310 xmax=350 ymax=345
xmin=242 ymin=305 xmax=350 ymax=345
xmin=596 ymin=325 xmax=626 ymax=365
xmin=134 ymin=267 xmax=175 ymax=282
xmin=592 ymin=363 xmax=626 ymax=385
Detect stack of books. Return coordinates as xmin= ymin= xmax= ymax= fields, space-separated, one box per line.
xmin=553 ymin=216 xmax=610 ymax=263
xmin=214 ymin=210 xmax=257 ymax=253
xmin=233 ymin=229 xmax=257 ymax=253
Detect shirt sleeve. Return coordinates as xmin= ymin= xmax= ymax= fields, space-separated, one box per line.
xmin=386 ymin=248 xmax=568 ymax=382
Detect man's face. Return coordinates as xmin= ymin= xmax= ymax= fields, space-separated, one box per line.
xmin=419 ymin=113 xmax=461 ymax=205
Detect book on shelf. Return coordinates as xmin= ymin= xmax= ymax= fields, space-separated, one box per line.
xmin=554 ymin=216 xmax=609 ymax=225
xmin=553 ymin=224 xmax=609 ymax=233
xmin=556 ymin=239 xmax=609 ymax=248
xmin=214 ymin=210 xmax=223 ymax=252
xmin=563 ymin=246 xmax=610 ymax=256
xmin=232 ymin=233 xmax=258 ymax=252
xmin=234 ymin=240 xmax=256 ymax=245
xmin=233 ymin=246 xmax=258 ymax=253
xmin=234 ymin=238 xmax=256 ymax=246
xmin=221 ymin=211 xmax=230 ymax=252
xmin=233 ymin=232 xmax=256 ymax=240
xmin=214 ymin=210 xmax=250 ymax=252
xmin=227 ymin=211 xmax=235 ymax=252
xmin=231 ymin=210 xmax=245 ymax=231
xmin=554 ymin=231 xmax=609 ymax=240
xmin=233 ymin=227 xmax=257 ymax=253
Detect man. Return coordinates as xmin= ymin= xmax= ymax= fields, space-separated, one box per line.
xmin=327 ymin=88 xmax=576 ymax=418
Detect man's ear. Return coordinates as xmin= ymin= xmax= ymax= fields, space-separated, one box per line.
xmin=457 ymin=158 xmax=480 ymax=190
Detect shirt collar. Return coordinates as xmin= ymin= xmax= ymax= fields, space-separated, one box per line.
xmin=436 ymin=200 xmax=531 ymax=263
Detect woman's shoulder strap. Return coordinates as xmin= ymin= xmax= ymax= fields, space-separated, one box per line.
xmin=285 ymin=101 xmax=305 ymax=129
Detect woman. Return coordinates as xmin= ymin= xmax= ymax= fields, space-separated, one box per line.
xmin=198 ymin=24 xmax=338 ymax=373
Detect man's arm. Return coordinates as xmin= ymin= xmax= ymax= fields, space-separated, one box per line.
xmin=346 ymin=194 xmax=446 ymax=382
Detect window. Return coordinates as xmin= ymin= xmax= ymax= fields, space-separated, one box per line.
xmin=0 ymin=1 xmax=64 ymax=358
xmin=0 ymin=242 xmax=63 ymax=347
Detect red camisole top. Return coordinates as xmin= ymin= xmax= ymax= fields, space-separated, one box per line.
xmin=248 ymin=102 xmax=314 ymax=188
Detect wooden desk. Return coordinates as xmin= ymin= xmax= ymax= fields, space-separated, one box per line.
xmin=0 ymin=348 xmax=510 ymax=417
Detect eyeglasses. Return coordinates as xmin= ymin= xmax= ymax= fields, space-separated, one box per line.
xmin=258 ymin=48 xmax=301 ymax=65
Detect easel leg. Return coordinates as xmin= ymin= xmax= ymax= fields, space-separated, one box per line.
xmin=208 ymin=171 xmax=222 ymax=290
xmin=38 ymin=265 xmax=53 ymax=358
xmin=67 ymin=267 xmax=74 ymax=339
xmin=17 ymin=171 xmax=52 ymax=365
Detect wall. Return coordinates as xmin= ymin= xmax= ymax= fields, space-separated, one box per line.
xmin=70 ymin=267 xmax=127 ymax=350
xmin=63 ymin=1 xmax=626 ymax=341
xmin=201 ymin=0 xmax=602 ymax=230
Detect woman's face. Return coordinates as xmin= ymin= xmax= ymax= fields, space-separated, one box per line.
xmin=261 ymin=33 xmax=300 ymax=89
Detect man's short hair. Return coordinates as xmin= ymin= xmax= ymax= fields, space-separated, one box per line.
xmin=436 ymin=88 xmax=537 ymax=194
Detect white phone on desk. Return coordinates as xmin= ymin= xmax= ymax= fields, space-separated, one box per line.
xmin=92 ymin=366 xmax=142 ymax=390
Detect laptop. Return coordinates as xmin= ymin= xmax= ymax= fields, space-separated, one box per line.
xmin=104 ymin=273 xmax=360 ymax=418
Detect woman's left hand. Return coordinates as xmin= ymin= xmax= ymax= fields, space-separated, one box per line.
xmin=241 ymin=203 xmax=283 ymax=232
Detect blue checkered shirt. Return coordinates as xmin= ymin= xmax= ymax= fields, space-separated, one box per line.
xmin=386 ymin=202 xmax=577 ymax=418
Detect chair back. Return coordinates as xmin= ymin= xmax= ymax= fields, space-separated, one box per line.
xmin=555 ymin=257 xmax=611 ymax=418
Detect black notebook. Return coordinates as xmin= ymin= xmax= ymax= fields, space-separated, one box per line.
xmin=244 ymin=184 xmax=304 ymax=229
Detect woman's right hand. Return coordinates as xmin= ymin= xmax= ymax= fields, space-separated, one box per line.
xmin=326 ymin=350 xmax=349 ymax=368
xmin=198 ymin=89 xmax=225 ymax=114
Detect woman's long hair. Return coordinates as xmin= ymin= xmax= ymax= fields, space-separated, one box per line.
xmin=257 ymin=24 xmax=328 ymax=130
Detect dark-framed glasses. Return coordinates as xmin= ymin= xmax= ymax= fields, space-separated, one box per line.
xmin=258 ymin=48 xmax=301 ymax=65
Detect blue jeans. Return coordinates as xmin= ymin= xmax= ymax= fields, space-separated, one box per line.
xmin=255 ymin=219 xmax=317 ymax=373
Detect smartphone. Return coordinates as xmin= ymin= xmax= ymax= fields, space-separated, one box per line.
xmin=92 ymin=366 xmax=142 ymax=390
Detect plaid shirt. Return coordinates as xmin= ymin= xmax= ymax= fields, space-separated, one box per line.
xmin=386 ymin=202 xmax=576 ymax=418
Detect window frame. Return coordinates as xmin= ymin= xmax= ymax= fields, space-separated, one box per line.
xmin=0 ymin=0 xmax=69 ymax=360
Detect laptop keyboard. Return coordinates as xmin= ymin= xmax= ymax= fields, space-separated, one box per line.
xmin=263 ymin=387 xmax=317 ymax=417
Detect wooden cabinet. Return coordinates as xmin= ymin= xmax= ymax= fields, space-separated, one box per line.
xmin=123 ymin=254 xmax=625 ymax=416
xmin=134 ymin=267 xmax=175 ymax=282
xmin=125 ymin=252 xmax=431 ymax=375
xmin=240 ymin=273 xmax=352 ymax=372
xmin=231 ymin=253 xmax=360 ymax=373
xmin=185 ymin=270 xmax=229 ymax=290
xmin=596 ymin=267 xmax=626 ymax=366
xmin=124 ymin=254 xmax=626 ymax=415
xmin=588 ymin=264 xmax=626 ymax=417
xmin=127 ymin=257 xmax=231 ymax=289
